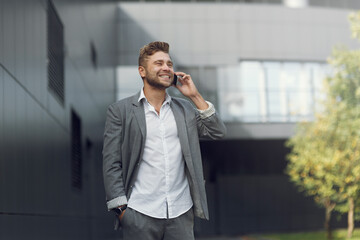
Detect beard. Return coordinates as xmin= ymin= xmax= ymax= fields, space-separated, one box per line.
xmin=145 ymin=73 xmax=172 ymax=90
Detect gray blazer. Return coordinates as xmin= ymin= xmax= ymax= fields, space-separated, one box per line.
xmin=102 ymin=92 xmax=226 ymax=228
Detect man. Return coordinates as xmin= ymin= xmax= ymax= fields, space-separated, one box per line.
xmin=102 ymin=41 xmax=226 ymax=240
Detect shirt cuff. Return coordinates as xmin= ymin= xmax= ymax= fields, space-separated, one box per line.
xmin=106 ymin=195 xmax=128 ymax=210
xmin=197 ymin=101 xmax=215 ymax=119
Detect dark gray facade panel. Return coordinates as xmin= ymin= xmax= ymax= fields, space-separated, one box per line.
xmin=0 ymin=0 xmax=3 ymax=65
xmin=32 ymin=0 xmax=47 ymax=105
xmin=309 ymin=0 xmax=329 ymax=7
xmin=14 ymin=78 xmax=27 ymax=213
xmin=0 ymin=214 xmax=91 ymax=240
xmin=198 ymin=139 xmax=348 ymax=235
xmin=15 ymin=0 xmax=25 ymax=84
xmin=24 ymin=0 xmax=34 ymax=95
xmin=216 ymin=175 xmax=341 ymax=234
xmin=328 ymin=0 xmax=347 ymax=8
xmin=33 ymin=1 xmax=42 ymax=104
xmin=348 ymin=0 xmax=360 ymax=9
xmin=39 ymin=10 xmax=47 ymax=108
xmin=0 ymin=69 xmax=3 ymax=212
xmin=3 ymin=72 xmax=16 ymax=212
xmin=23 ymin=95 xmax=32 ymax=215
xmin=28 ymin=96 xmax=42 ymax=213
xmin=3 ymin=0 xmax=16 ymax=74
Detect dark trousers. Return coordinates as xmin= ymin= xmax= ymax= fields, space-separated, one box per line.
xmin=121 ymin=208 xmax=195 ymax=240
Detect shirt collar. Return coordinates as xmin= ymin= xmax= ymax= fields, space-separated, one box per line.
xmin=138 ymin=88 xmax=172 ymax=105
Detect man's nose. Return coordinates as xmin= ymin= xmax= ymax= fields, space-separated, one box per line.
xmin=162 ymin=64 xmax=171 ymax=71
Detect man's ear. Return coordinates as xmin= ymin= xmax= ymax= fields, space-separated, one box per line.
xmin=138 ymin=66 xmax=146 ymax=79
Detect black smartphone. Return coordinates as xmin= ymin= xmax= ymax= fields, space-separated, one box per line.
xmin=173 ymin=74 xmax=178 ymax=86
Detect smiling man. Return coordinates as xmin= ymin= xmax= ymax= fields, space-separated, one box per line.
xmin=102 ymin=41 xmax=226 ymax=240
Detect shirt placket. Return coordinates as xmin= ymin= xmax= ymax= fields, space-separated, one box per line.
xmin=160 ymin=104 xmax=171 ymax=218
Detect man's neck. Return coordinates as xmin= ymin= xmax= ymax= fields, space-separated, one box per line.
xmin=143 ymin=86 xmax=167 ymax=113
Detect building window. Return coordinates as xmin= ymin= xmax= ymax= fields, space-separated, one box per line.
xmin=218 ymin=61 xmax=331 ymax=123
xmin=71 ymin=110 xmax=82 ymax=190
xmin=47 ymin=0 xmax=65 ymax=105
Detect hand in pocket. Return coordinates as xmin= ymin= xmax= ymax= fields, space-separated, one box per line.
xmin=119 ymin=209 xmax=126 ymax=222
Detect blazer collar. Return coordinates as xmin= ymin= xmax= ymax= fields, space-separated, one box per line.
xmin=131 ymin=91 xmax=142 ymax=107
xmin=131 ymin=91 xmax=146 ymax=137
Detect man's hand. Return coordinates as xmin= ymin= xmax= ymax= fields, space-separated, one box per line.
xmin=174 ymin=72 xmax=199 ymax=98
xmin=174 ymin=72 xmax=209 ymax=110
xmin=118 ymin=209 xmax=126 ymax=221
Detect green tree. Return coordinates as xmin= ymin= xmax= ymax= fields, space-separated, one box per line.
xmin=286 ymin=106 xmax=345 ymax=240
xmin=325 ymin=11 xmax=360 ymax=237
xmin=286 ymin=11 xmax=360 ymax=239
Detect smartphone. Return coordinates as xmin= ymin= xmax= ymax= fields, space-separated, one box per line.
xmin=173 ymin=74 xmax=178 ymax=86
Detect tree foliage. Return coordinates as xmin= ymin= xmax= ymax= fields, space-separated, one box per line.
xmin=286 ymin=11 xmax=360 ymax=239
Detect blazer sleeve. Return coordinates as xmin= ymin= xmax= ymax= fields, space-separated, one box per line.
xmin=102 ymin=103 xmax=128 ymax=210
xmin=195 ymin=101 xmax=227 ymax=140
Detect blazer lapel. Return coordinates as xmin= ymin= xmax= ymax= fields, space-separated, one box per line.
xmin=171 ymin=101 xmax=196 ymax=176
xmin=131 ymin=92 xmax=146 ymax=138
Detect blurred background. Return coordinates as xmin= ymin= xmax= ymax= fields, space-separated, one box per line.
xmin=0 ymin=0 xmax=359 ymax=239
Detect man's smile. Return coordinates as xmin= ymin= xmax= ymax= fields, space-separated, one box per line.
xmin=158 ymin=74 xmax=171 ymax=80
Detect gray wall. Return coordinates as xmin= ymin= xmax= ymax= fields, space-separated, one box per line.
xmin=0 ymin=0 xmax=118 ymax=239
xmin=117 ymin=3 xmax=359 ymax=66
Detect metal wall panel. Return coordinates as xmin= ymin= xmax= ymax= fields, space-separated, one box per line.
xmin=347 ymin=0 xmax=360 ymax=9
xmin=0 ymin=214 xmax=91 ymax=240
xmin=3 ymin=0 xmax=16 ymax=74
xmin=198 ymin=139 xmax=349 ymax=235
xmin=14 ymin=78 xmax=27 ymax=214
xmin=15 ymin=0 xmax=26 ymax=85
xmin=0 ymin=0 xmax=3 ymax=65
xmin=3 ymin=71 xmax=16 ymax=212
xmin=216 ymin=175 xmax=345 ymax=235
xmin=22 ymin=94 xmax=32 ymax=214
xmin=0 ymin=68 xmax=4 ymax=212
xmin=24 ymin=0 xmax=35 ymax=98
xmin=38 ymin=3 xmax=47 ymax=106
xmin=33 ymin=0 xmax=46 ymax=104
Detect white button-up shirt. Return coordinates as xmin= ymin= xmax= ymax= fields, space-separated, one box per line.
xmin=127 ymin=90 xmax=193 ymax=219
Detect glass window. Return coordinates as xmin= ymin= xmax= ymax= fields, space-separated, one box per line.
xmin=268 ymin=91 xmax=286 ymax=120
xmin=282 ymin=63 xmax=305 ymax=91
xmin=217 ymin=60 xmax=330 ymax=123
xmin=264 ymin=62 xmax=281 ymax=91
xmin=217 ymin=66 xmax=239 ymax=93
xmin=239 ymin=61 xmax=263 ymax=92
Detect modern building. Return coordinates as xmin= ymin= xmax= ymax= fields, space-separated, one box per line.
xmin=0 ymin=0 xmax=119 ymax=239
xmin=0 ymin=0 xmax=359 ymax=239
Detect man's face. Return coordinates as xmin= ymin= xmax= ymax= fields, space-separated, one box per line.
xmin=139 ymin=51 xmax=174 ymax=89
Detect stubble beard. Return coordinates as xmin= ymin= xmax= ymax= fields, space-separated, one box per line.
xmin=145 ymin=74 xmax=172 ymax=90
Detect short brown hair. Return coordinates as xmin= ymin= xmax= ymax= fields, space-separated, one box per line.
xmin=138 ymin=41 xmax=170 ymax=67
